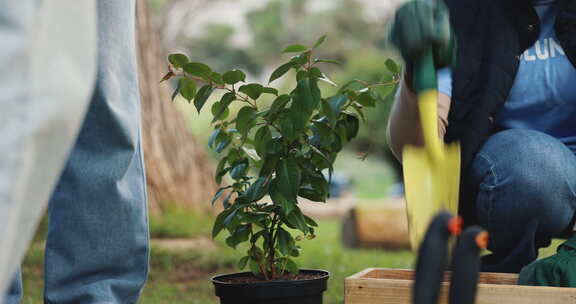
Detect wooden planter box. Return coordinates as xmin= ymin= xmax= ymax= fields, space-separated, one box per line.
xmin=345 ymin=268 xmax=576 ymax=304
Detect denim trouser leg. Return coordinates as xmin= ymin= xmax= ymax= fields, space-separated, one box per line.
xmin=4 ymin=270 xmax=22 ymax=304
xmin=42 ymin=0 xmax=149 ymax=303
xmin=469 ymin=129 xmax=576 ymax=273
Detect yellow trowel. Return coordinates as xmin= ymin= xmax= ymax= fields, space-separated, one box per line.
xmin=402 ymin=50 xmax=461 ymax=250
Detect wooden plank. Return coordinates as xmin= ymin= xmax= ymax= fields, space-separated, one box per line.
xmin=356 ymin=268 xmax=518 ymax=285
xmin=345 ymin=268 xmax=576 ymax=304
xmin=352 ymin=204 xmax=410 ymax=249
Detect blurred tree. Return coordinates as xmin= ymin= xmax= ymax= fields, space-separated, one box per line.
xmin=153 ymin=0 xmax=404 ymax=183
xmin=136 ymin=0 xmax=218 ymax=214
xmin=246 ymin=1 xmax=284 ymax=61
xmin=182 ymin=24 xmax=262 ymax=75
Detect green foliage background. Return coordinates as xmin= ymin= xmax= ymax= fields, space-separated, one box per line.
xmin=180 ymin=0 xmax=401 ymax=161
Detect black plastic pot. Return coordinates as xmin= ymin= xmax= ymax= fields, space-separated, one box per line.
xmin=212 ymin=269 xmax=329 ymax=304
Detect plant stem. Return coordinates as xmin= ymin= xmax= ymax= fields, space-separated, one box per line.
xmin=366 ymin=78 xmax=401 ymax=88
xmin=268 ymin=214 xmax=280 ymax=279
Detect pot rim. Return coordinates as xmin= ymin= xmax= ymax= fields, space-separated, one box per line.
xmin=211 ymin=268 xmax=330 ymax=286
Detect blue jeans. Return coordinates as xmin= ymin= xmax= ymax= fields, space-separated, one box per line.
xmin=5 ymin=0 xmax=149 ymax=303
xmin=469 ymin=129 xmax=576 ymax=273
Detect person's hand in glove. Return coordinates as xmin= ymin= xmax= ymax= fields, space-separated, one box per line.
xmin=389 ymin=0 xmax=456 ymax=85
xmin=518 ymin=235 xmax=576 ymax=287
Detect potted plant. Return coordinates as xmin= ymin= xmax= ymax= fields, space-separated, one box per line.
xmin=162 ymin=36 xmax=400 ymax=304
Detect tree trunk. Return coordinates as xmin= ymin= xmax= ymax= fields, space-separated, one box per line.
xmin=135 ymin=0 xmax=218 ymax=215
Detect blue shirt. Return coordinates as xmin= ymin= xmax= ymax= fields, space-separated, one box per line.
xmin=438 ymin=0 xmax=576 ymax=152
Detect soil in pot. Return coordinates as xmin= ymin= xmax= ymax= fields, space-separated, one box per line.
xmin=212 ymin=269 xmax=329 ymax=304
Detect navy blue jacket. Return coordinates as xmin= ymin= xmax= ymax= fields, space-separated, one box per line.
xmin=443 ymin=0 xmax=576 ymax=223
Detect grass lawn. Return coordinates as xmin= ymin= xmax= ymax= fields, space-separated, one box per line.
xmin=19 ymin=211 xmax=414 ymax=304
xmin=18 ymin=208 xmax=567 ymax=304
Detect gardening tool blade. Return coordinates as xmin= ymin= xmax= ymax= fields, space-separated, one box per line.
xmin=402 ymin=50 xmax=461 ymax=251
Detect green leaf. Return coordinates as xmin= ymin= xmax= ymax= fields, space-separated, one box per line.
xmin=269 ymin=62 xmax=297 ymax=84
xmin=215 ymin=133 xmax=232 ymax=153
xmin=236 ymin=106 xmax=257 ymax=137
xmin=322 ymin=94 xmax=347 ymax=128
xmin=266 ymin=137 xmax=284 ymax=155
xmin=385 ymin=58 xmax=400 ymax=74
xmin=282 ymin=44 xmax=308 ymax=53
xmin=357 ymin=90 xmax=376 ymax=107
xmin=309 ymin=67 xmax=323 ymax=78
xmin=168 ymin=53 xmax=188 ymax=68
xmin=374 ymin=83 xmax=396 ymax=100
xmin=211 ymin=102 xmax=229 ymax=122
xmin=208 ymin=129 xmax=221 ymax=149
xmin=183 ymin=62 xmax=212 ymax=79
xmin=237 ymin=256 xmax=250 ymax=270
xmin=222 ymin=192 xmax=233 ymax=208
xmin=270 ymin=180 xmax=296 ymax=215
xmin=276 ymin=158 xmax=301 ymax=200
xmin=298 ymin=187 xmax=325 ymax=202
xmin=344 ymin=114 xmax=360 ymax=140
xmin=254 ymin=126 xmax=272 ymax=157
xmin=309 ymin=144 xmax=331 ymax=163
xmin=193 ymin=84 xmax=214 ymax=113
xmin=223 ymin=69 xmax=246 ymax=84
xmin=277 ymin=228 xmax=295 ymax=255
xmin=310 ymin=78 xmax=321 ymax=108
xmin=178 ymin=78 xmax=197 ymax=102
xmin=304 ymin=214 xmax=318 ymax=227
xmin=321 ymin=99 xmax=335 ymax=127
xmin=215 ymin=156 xmax=227 ymax=184
xmin=249 ymin=259 xmax=261 ymax=275
xmin=244 ymin=213 xmax=269 ymax=225
xmin=239 ymin=83 xmax=264 ymax=100
xmin=352 ymin=103 xmax=367 ymax=122
xmin=223 ymin=208 xmax=240 ymax=228
xmin=230 ymin=162 xmax=247 ymax=180
xmin=211 ymin=186 xmax=231 ymax=206
xmin=210 ymin=72 xmax=225 ymax=86
xmin=262 ymin=87 xmax=279 ymax=96
xmin=313 ymin=35 xmax=327 ymax=48
xmin=285 ymin=208 xmax=309 ymax=234
xmin=291 ymin=78 xmax=315 ymax=133
xmin=226 ymin=225 xmax=251 ymax=249
xmin=245 ymin=176 xmax=269 ymax=202
xmin=290 ymin=247 xmax=301 ymax=257
xmin=259 ymin=154 xmax=278 ymax=177
xmin=241 ymin=146 xmax=260 ymax=161
xmin=279 ymin=116 xmax=296 ymax=141
xmin=268 ymin=95 xmax=291 ymax=118
xmin=212 ymin=92 xmax=235 ymax=123
xmin=310 ymin=121 xmax=333 ymax=148
xmin=212 ymin=208 xmax=234 ymax=238
xmin=171 ymin=80 xmax=180 ymax=101
xmin=285 ymin=258 xmax=299 ymax=274
xmin=338 ymin=79 xmax=365 ymax=93
xmin=313 ymin=58 xmax=342 ymax=65
xmin=291 ymin=51 xmax=311 ymax=66
xmin=329 ymin=94 xmax=348 ymax=116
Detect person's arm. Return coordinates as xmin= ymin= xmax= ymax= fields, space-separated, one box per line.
xmin=387 ymin=0 xmax=454 ymax=162
xmin=386 ymin=74 xmax=451 ymax=161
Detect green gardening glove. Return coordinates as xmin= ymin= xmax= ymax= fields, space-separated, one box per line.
xmin=389 ymin=0 xmax=456 ymax=72
xmin=519 ymin=235 xmax=576 ymax=287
